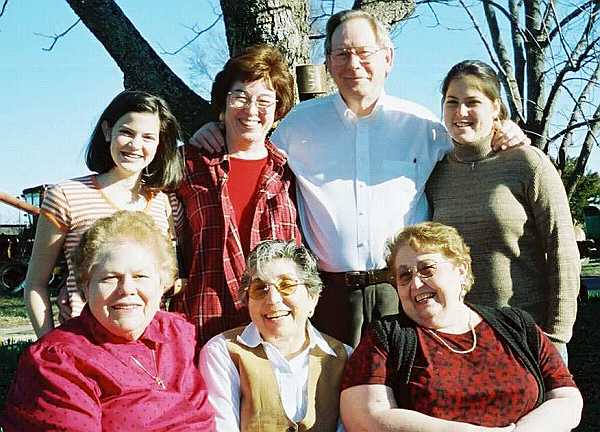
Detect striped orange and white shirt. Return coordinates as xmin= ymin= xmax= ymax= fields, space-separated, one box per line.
xmin=41 ymin=174 xmax=181 ymax=296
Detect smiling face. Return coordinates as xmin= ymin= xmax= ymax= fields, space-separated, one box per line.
xmin=223 ymin=79 xmax=276 ymax=150
xmin=326 ymin=18 xmax=392 ymax=115
xmin=393 ymin=245 xmax=467 ymax=330
xmin=102 ymin=111 xmax=161 ymax=178
xmin=84 ymin=241 xmax=164 ymax=340
xmin=247 ymin=258 xmax=319 ymax=351
xmin=443 ymin=76 xmax=500 ymax=147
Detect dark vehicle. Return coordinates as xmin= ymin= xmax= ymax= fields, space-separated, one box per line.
xmin=0 ymin=186 xmax=66 ymax=296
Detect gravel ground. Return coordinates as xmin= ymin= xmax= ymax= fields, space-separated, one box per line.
xmin=569 ymin=299 xmax=600 ymax=431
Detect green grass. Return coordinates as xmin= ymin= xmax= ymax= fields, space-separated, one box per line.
xmin=581 ymin=260 xmax=600 ymax=278
xmin=0 ymin=296 xmax=29 ymax=327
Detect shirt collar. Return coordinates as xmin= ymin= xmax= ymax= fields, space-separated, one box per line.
xmin=80 ymin=306 xmax=169 ymax=347
xmin=333 ymin=90 xmax=386 ymax=123
xmin=237 ymin=321 xmax=338 ymax=357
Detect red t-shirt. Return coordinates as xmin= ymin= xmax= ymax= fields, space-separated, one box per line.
xmin=341 ymin=319 xmax=576 ymax=427
xmin=228 ymin=156 xmax=268 ymax=257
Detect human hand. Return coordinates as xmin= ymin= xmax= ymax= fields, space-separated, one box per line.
xmin=189 ymin=121 xmax=226 ymax=153
xmin=492 ymin=120 xmax=530 ymax=151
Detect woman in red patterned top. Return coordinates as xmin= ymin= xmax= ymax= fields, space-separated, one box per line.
xmin=171 ymin=45 xmax=301 ymax=346
xmin=340 ymin=222 xmax=582 ymax=431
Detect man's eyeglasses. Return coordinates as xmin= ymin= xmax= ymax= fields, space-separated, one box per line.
xmin=395 ymin=260 xmax=450 ymax=286
xmin=246 ymin=278 xmax=305 ymax=300
xmin=328 ymin=46 xmax=386 ymax=66
xmin=227 ymin=91 xmax=277 ymax=112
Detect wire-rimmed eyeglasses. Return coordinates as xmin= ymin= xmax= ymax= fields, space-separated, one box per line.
xmin=227 ymin=90 xmax=277 ymax=112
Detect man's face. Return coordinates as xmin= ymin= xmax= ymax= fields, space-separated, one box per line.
xmin=326 ymin=18 xmax=393 ymax=112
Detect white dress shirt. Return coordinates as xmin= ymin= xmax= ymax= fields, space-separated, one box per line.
xmin=271 ymin=92 xmax=451 ymax=272
xmin=199 ymin=322 xmax=351 ymax=432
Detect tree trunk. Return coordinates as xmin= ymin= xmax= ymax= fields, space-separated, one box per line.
xmin=219 ymin=0 xmax=311 ymax=66
xmin=65 ymin=0 xmax=212 ymax=139
xmin=523 ymin=0 xmax=546 ymax=148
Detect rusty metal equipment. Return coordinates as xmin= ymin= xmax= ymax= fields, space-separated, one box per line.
xmin=0 ymin=185 xmax=66 ymax=296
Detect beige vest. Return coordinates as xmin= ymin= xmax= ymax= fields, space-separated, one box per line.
xmin=223 ymin=326 xmax=348 ymax=432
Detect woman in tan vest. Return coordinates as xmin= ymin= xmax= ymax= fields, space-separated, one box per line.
xmin=200 ymin=240 xmax=351 ymax=431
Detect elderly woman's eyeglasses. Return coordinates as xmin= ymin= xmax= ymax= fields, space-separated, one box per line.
xmin=227 ymin=91 xmax=277 ymax=112
xmin=247 ymin=278 xmax=305 ymax=300
xmin=396 ymin=260 xmax=451 ymax=286
xmin=328 ymin=46 xmax=386 ymax=66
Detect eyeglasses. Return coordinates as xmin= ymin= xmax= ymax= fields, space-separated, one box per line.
xmin=328 ymin=46 xmax=386 ymax=66
xmin=395 ymin=260 xmax=451 ymax=286
xmin=246 ymin=278 xmax=305 ymax=300
xmin=227 ymin=91 xmax=277 ymax=112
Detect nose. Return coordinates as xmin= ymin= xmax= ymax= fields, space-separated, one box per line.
xmin=347 ymin=52 xmax=363 ymax=68
xmin=458 ymin=103 xmax=469 ymax=116
xmin=246 ymin=100 xmax=260 ymax=115
xmin=118 ymin=275 xmax=137 ymax=295
xmin=264 ymin=285 xmax=284 ymax=304
xmin=410 ymin=273 xmax=425 ymax=289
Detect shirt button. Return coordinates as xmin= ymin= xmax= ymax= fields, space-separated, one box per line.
xmin=286 ymin=427 xmax=297 ymax=432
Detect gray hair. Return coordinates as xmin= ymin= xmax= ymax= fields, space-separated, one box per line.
xmin=324 ymin=9 xmax=393 ymax=54
xmin=239 ymin=240 xmax=323 ymax=304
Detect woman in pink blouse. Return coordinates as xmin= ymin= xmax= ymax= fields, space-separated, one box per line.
xmin=2 ymin=211 xmax=215 ymax=431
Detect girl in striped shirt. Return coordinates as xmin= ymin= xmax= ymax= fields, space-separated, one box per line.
xmin=24 ymin=90 xmax=183 ymax=337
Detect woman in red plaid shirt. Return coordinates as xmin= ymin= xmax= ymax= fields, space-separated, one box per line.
xmin=171 ymin=45 xmax=302 ymax=347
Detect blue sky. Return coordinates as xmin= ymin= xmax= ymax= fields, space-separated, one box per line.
xmin=1 ymin=0 xmax=598 ymax=222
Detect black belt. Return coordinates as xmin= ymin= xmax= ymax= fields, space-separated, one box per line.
xmin=320 ymin=269 xmax=393 ymax=288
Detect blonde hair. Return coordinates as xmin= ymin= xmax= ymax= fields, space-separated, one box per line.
xmin=385 ymin=222 xmax=474 ymax=293
xmin=72 ymin=211 xmax=177 ymax=293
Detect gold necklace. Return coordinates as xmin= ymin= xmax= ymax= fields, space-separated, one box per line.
xmin=130 ymin=350 xmax=166 ymax=390
xmin=424 ymin=311 xmax=477 ymax=354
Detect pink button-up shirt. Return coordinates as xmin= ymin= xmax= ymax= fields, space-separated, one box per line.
xmin=1 ymin=308 xmax=215 ymax=431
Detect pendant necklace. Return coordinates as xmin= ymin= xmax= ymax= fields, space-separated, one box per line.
xmin=424 ymin=310 xmax=477 ymax=354
xmin=130 ymin=350 xmax=166 ymax=390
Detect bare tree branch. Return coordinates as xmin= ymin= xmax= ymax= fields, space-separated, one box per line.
xmin=547 ymin=116 xmax=600 ymax=145
xmin=541 ymin=35 xmax=600 ymax=139
xmin=552 ymin=62 xmax=599 ymax=160
xmin=0 ymin=0 xmax=8 ymax=18
xmin=548 ymin=0 xmax=597 ymax=42
xmin=34 ymin=19 xmax=81 ymax=51
xmin=160 ymin=15 xmax=223 ymax=55
xmin=482 ymin=0 xmax=524 ymax=121
xmin=566 ymin=103 xmax=600 ymax=196
xmin=509 ymin=0 xmax=526 ymax=104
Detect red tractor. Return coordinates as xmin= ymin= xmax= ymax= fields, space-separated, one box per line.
xmin=0 ymin=186 xmax=66 ymax=296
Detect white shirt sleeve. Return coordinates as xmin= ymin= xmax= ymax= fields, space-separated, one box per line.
xmin=199 ymin=335 xmax=241 ymax=432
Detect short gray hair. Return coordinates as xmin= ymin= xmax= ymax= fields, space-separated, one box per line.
xmin=239 ymin=240 xmax=323 ymax=304
xmin=324 ymin=9 xmax=393 ymax=54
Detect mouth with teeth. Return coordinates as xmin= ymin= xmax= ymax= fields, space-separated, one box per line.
xmin=264 ymin=311 xmax=291 ymax=320
xmin=120 ymin=151 xmax=143 ymax=161
xmin=414 ymin=292 xmax=436 ymax=303
xmin=238 ymin=118 xmax=262 ymax=129
xmin=453 ymin=121 xmax=473 ymax=128
xmin=111 ymin=303 xmax=142 ymax=312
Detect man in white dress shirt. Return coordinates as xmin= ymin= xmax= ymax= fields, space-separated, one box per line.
xmin=192 ymin=10 xmax=527 ymax=347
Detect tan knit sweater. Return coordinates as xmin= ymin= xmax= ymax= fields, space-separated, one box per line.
xmin=427 ymin=145 xmax=579 ymax=343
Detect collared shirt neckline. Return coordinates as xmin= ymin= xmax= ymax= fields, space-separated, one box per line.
xmin=200 ymin=137 xmax=287 ymax=169
xmin=333 ymin=90 xmax=387 ymax=124
xmin=236 ymin=321 xmax=338 ymax=357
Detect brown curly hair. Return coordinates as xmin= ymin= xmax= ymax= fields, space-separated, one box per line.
xmin=211 ymin=44 xmax=295 ymax=122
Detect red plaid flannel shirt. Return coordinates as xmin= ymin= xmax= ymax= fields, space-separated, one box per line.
xmin=171 ymin=140 xmax=301 ymax=346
